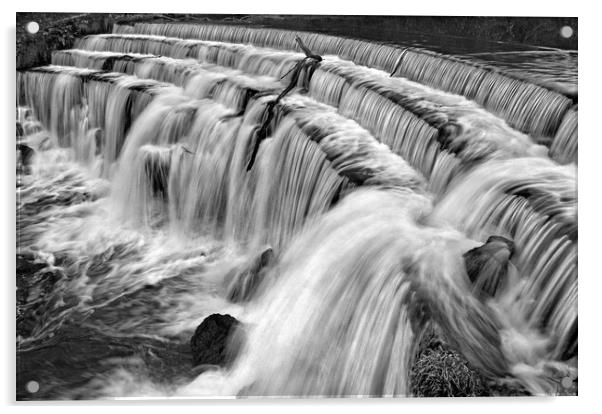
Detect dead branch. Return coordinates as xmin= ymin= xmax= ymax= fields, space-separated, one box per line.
xmin=295 ymin=36 xmax=323 ymax=61
xmin=246 ymin=37 xmax=323 ymax=171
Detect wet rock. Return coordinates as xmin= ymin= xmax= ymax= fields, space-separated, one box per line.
xmin=190 ymin=313 xmax=241 ymax=367
xmin=16 ymin=121 xmax=24 ymax=137
xmin=437 ymin=121 xmax=464 ymax=149
xmin=17 ymin=144 xmax=35 ymax=174
xmin=227 ymin=247 xmax=275 ymax=303
xmin=17 ymin=253 xmax=47 ymax=277
xmin=463 ymin=236 xmax=514 ymax=298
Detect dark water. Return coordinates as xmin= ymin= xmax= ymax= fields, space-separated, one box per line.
xmin=355 ymin=32 xmax=577 ymax=94
xmin=241 ymin=15 xmax=578 ymax=92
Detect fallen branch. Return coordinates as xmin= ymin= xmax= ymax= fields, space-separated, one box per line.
xmin=295 ymin=36 xmax=323 ymax=62
xmin=246 ymin=37 xmax=322 ymax=171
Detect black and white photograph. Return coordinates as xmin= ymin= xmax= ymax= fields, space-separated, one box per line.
xmin=12 ymin=5 xmax=581 ymax=403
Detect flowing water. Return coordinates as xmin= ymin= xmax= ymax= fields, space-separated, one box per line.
xmin=16 ymin=22 xmax=577 ymax=399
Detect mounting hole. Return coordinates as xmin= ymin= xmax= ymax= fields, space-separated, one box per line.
xmin=26 ymin=21 xmax=39 ymax=34
xmin=561 ymin=376 xmax=573 ymax=389
xmin=26 ymin=380 xmax=39 ymax=393
xmin=560 ymin=26 xmax=574 ymax=39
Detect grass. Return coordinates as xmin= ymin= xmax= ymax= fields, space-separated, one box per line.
xmin=411 ymin=340 xmax=489 ymax=397
xmin=410 ymin=330 xmax=531 ymax=397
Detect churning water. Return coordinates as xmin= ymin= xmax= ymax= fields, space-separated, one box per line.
xmin=16 ymin=22 xmax=577 ymax=399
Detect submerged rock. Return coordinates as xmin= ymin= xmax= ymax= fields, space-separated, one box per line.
xmin=190 ymin=314 xmax=241 ymax=367
xmin=227 ymin=247 xmax=275 ymax=303
xmin=463 ymin=235 xmax=515 ymax=298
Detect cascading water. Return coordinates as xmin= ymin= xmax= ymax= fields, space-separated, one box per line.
xmin=16 ymin=20 xmax=577 ymax=399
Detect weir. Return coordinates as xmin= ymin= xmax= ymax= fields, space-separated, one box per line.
xmin=110 ymin=23 xmax=577 ymax=158
xmin=17 ymin=21 xmax=577 ymax=398
xmin=51 ymin=47 xmax=547 ymax=193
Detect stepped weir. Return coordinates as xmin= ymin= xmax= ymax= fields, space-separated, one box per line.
xmin=16 ymin=21 xmax=577 ymax=399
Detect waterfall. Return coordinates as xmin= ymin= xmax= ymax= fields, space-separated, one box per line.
xmin=50 ymin=47 xmax=548 ymax=194
xmin=18 ymin=66 xmax=172 ymax=170
xmin=433 ymin=158 xmax=577 ymax=359
xmin=110 ymin=23 xmax=575 ymax=154
xmin=16 ymin=21 xmax=577 ymax=399
xmin=550 ymin=109 xmax=578 ymax=164
xmin=177 ymin=189 xmax=570 ymax=397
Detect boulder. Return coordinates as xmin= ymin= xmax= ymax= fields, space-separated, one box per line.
xmin=190 ymin=313 xmax=241 ymax=367
xmin=227 ymin=247 xmax=275 ymax=303
xmin=463 ymin=236 xmax=514 ymax=298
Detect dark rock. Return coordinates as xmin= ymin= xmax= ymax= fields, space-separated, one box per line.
xmin=227 ymin=247 xmax=275 ymax=303
xmin=437 ymin=121 xmax=464 ymax=150
xmin=17 ymin=143 xmax=35 ymax=169
xmin=16 ymin=121 xmax=24 ymax=137
xmin=190 ymin=313 xmax=241 ymax=367
xmin=463 ymin=236 xmax=514 ymax=298
xmin=17 ymin=253 xmax=47 ymax=278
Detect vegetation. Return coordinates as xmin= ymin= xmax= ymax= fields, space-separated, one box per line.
xmin=411 ymin=341 xmax=489 ymax=397
xmin=410 ymin=330 xmax=531 ymax=397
